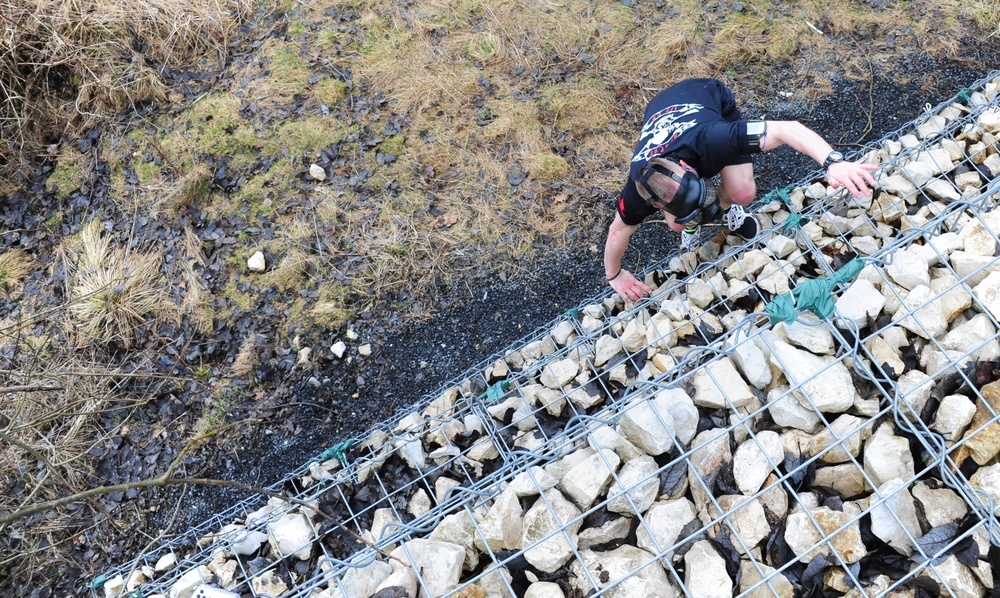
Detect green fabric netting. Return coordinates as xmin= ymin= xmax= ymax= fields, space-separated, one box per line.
xmin=319 ymin=440 xmax=355 ymax=463
xmin=766 ymin=257 xmax=866 ymax=324
xmin=482 ymin=380 xmax=511 ymax=402
xmin=762 ymin=184 xmax=796 ymax=205
xmin=781 ymin=213 xmax=806 ymax=233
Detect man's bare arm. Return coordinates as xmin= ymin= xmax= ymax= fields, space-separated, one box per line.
xmin=761 ymin=121 xmax=878 ymax=198
xmin=604 ymin=213 xmax=652 ymax=302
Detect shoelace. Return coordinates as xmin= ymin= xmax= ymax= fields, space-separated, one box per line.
xmin=724 ymin=205 xmax=746 ymax=230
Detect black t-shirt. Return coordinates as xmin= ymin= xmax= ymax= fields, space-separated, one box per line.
xmin=617 ymin=78 xmax=761 ymax=226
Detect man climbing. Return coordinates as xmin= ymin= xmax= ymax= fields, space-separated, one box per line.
xmin=604 ymin=78 xmax=878 ymax=302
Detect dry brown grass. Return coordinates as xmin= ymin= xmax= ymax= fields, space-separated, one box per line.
xmin=0 ymin=0 xmax=259 ymax=175
xmin=0 ymin=308 xmax=144 ymax=587
xmin=63 ymin=220 xmax=174 ymax=347
xmin=0 ymin=249 xmax=33 ymax=295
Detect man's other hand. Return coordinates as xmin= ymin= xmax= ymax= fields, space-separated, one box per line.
xmin=827 ymin=161 xmax=878 ymax=199
xmin=610 ymin=270 xmax=652 ymax=303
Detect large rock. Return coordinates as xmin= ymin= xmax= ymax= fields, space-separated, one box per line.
xmin=569 ymin=545 xmax=679 ymax=598
xmin=635 ymin=498 xmax=698 ymax=556
xmin=733 ymin=431 xmax=784 ymax=495
xmin=785 ymin=506 xmax=867 ymax=564
xmin=618 ymin=390 xmax=697 ymax=455
xmin=267 ymin=512 xmax=314 ymax=560
xmin=522 ymin=489 xmax=582 ymax=573
xmin=607 ymin=455 xmax=660 ymax=515
xmin=870 ymin=479 xmax=922 ymax=556
xmin=692 ymin=357 xmax=755 ymax=409
xmin=728 ymin=331 xmax=771 ymax=390
xmin=558 ymin=448 xmax=621 ymax=509
xmin=389 ymin=539 xmax=465 ymax=598
xmin=684 ymin=540 xmax=732 ymax=598
xmin=835 ymin=279 xmax=886 ymax=327
xmin=768 ymin=336 xmax=857 ymax=414
xmin=475 ymin=486 xmax=523 ymax=551
xmin=863 ymin=425 xmax=915 ymax=487
xmin=895 ymin=284 xmax=948 ymax=339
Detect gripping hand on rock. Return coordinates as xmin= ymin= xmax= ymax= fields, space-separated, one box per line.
xmin=826 ymin=161 xmax=879 ymax=200
xmin=609 ymin=269 xmax=651 ymax=303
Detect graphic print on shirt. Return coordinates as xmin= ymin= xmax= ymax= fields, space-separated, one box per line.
xmin=632 ymin=102 xmax=703 ymax=164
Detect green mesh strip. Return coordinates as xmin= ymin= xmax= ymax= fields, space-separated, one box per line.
xmin=482 ymin=380 xmax=511 ymax=403
xmin=781 ymin=213 xmax=805 ymax=233
xmin=766 ymin=257 xmax=865 ymax=323
xmin=319 ymin=440 xmax=355 ymax=463
xmin=763 ymin=184 xmax=796 ymax=205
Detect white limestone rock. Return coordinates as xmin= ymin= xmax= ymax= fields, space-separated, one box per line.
xmin=943 ymin=312 xmax=1000 ymax=361
xmin=522 ymin=489 xmax=582 ymax=573
xmin=931 ymin=394 xmax=977 ymax=441
xmin=895 ymin=284 xmax=948 ymax=339
xmin=267 ymin=512 xmax=315 ymax=560
xmin=636 ymin=498 xmax=698 ymax=556
xmin=727 ymin=330 xmax=771 ymax=390
xmin=684 ymin=540 xmax=733 ymax=598
xmin=972 ymin=272 xmax=1000 ymax=320
xmin=870 ymin=479 xmax=922 ymax=556
xmin=692 ymin=357 xmax=755 ymax=409
xmin=389 ymin=539 xmax=465 ymax=598
xmin=784 ymin=507 xmax=867 ymax=564
xmin=778 ymin=315 xmax=834 ymax=355
xmin=247 ymin=251 xmax=266 ymax=272
xmin=339 ymin=560 xmax=393 ymax=598
xmin=812 ymin=463 xmax=869 ymax=498
xmin=569 ymin=545 xmax=679 ymax=598
xmin=863 ymin=425 xmax=915 ymax=487
xmin=713 ymin=495 xmax=770 ymax=554
xmin=739 ymin=560 xmax=794 ymax=598
xmin=767 ymin=385 xmax=820 ymax=433
xmin=429 ymin=511 xmax=480 ymax=571
xmin=607 ymin=455 xmax=660 ymax=515
xmin=733 ymin=431 xmax=784 ymax=495
xmin=558 ymin=449 xmax=620 ymax=509
xmin=525 ymin=582 xmax=566 ymax=598
xmin=768 ymin=336 xmax=857 ymax=414
xmin=509 ymin=466 xmax=558 ymax=497
xmin=886 ymin=248 xmax=931 ymax=290
xmin=835 ymin=279 xmax=886 ymax=327
xmin=912 ymin=481 xmax=968 ymax=528
xmin=540 ymin=358 xmax=579 ymax=389
xmin=309 ymin=163 xmax=327 ymax=180
xmin=375 ymin=569 xmax=418 ymax=598
xmin=475 ymin=486 xmax=523 ymax=551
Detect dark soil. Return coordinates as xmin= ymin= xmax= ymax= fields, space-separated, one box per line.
xmin=2 ymin=10 xmax=999 ymax=595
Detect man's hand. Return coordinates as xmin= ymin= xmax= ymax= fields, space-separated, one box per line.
xmin=826 ymin=161 xmax=878 ymax=199
xmin=610 ymin=270 xmax=652 ymax=303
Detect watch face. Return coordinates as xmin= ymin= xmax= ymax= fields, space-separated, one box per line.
xmin=830 ymin=151 xmax=844 ymax=161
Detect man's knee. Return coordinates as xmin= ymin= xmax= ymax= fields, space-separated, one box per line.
xmin=722 ymin=180 xmax=756 ymax=206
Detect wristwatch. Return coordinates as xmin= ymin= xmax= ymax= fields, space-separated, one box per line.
xmin=822 ymin=150 xmax=845 ymax=170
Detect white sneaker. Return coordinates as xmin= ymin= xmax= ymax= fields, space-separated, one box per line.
xmin=679 ymin=227 xmax=701 ymax=253
xmin=723 ymin=205 xmax=759 ymax=240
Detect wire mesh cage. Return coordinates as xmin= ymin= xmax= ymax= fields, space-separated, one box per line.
xmin=92 ymin=71 xmax=1000 ymax=598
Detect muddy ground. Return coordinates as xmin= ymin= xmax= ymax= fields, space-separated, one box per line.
xmin=3 ymin=13 xmax=1000 ymax=596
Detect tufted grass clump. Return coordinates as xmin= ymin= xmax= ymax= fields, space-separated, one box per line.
xmin=66 ymin=220 xmax=173 ymax=348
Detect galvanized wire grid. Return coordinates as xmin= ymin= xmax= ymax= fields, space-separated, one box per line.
xmin=96 ymin=71 xmax=1000 ymax=598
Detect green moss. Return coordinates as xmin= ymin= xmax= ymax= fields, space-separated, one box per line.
xmin=268 ymin=45 xmax=311 ymax=96
xmin=527 ymin=151 xmax=570 ymax=184
xmin=288 ymin=20 xmax=308 ymax=37
xmin=48 ymin=149 xmax=84 ymax=198
xmin=314 ymin=77 xmax=348 ymax=106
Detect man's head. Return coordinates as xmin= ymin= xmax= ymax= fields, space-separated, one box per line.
xmin=635 ymin=158 xmax=682 ymax=209
xmin=635 ymin=157 xmax=722 ymax=225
